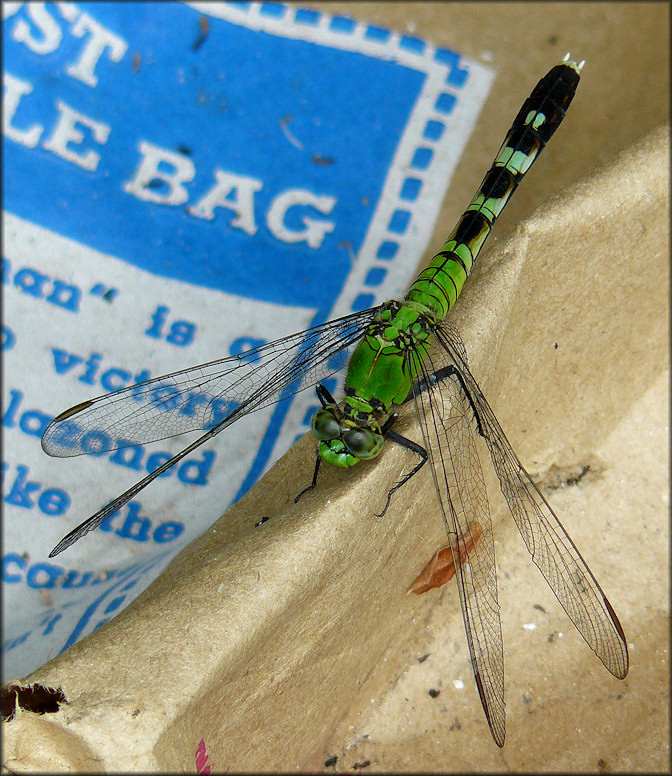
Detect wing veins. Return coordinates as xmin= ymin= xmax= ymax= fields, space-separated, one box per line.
xmin=45 ymin=307 xmax=380 ymax=554
xmin=42 ymin=307 xmax=378 ymax=457
xmin=436 ymin=323 xmax=628 ymax=679
xmin=409 ymin=344 xmax=506 ymax=747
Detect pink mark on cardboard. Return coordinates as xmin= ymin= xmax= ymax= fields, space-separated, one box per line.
xmin=195 ymin=739 xmax=212 ymax=774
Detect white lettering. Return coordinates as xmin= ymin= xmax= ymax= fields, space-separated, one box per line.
xmin=267 ymin=190 xmax=336 ymax=248
xmin=188 ymin=168 xmax=263 ymax=235
xmin=124 ymin=141 xmax=195 ymax=205
xmin=42 ymin=101 xmax=110 ymax=170
xmin=56 ymin=2 xmax=80 ymax=23
xmin=66 ymin=11 xmax=127 ymax=87
xmin=10 ymin=2 xmax=62 ymax=55
xmin=123 ymin=145 xmax=337 ymax=248
xmin=3 ymin=73 xmax=42 ymax=147
xmin=2 ymin=3 xmax=24 ymax=21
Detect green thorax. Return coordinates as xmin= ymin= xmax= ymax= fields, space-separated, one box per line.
xmin=343 ymin=300 xmax=435 ymax=414
xmin=313 ymin=300 xmax=436 ymax=469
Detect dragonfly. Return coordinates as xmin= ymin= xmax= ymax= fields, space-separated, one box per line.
xmin=42 ymin=55 xmax=628 ymax=746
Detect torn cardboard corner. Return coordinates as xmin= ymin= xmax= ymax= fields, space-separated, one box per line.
xmin=2 ymin=125 xmax=668 ymax=772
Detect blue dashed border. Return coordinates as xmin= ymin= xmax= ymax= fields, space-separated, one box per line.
xmin=347 ymin=55 xmax=472 ymax=314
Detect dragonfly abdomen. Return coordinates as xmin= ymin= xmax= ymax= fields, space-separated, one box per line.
xmin=405 ymin=59 xmax=582 ymax=320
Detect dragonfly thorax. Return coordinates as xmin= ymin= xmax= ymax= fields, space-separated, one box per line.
xmin=311 ymin=300 xmax=437 ymax=469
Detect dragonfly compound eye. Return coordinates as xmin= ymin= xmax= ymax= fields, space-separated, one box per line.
xmin=343 ymin=428 xmax=384 ymax=460
xmin=311 ymin=408 xmax=341 ymax=441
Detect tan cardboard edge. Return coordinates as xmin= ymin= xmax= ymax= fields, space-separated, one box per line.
xmin=2 ymin=125 xmax=668 ymax=773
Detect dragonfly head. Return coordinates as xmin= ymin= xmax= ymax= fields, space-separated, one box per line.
xmin=311 ymin=404 xmax=384 ymax=468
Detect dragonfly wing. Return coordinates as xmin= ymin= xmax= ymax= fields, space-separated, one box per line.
xmin=48 ymin=424 xmax=227 ymax=556
xmin=45 ymin=307 xmax=380 ymax=556
xmin=42 ymin=307 xmax=379 ymax=457
xmin=436 ymin=322 xmax=629 ymax=680
xmin=409 ymin=343 xmax=506 ymax=747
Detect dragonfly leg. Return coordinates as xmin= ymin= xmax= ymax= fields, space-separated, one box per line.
xmin=316 ymin=383 xmax=337 ymax=407
xmin=294 ymin=382 xmax=333 ymax=504
xmin=294 ymin=454 xmax=321 ymax=504
xmin=376 ymin=429 xmax=428 ymax=517
xmin=409 ymin=364 xmax=485 ymax=438
xmin=376 ymin=361 xmax=488 ymax=517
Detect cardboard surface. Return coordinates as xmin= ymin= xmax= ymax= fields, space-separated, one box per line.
xmin=3 ymin=2 xmax=669 ymax=772
xmin=4 ymin=123 xmax=668 ymax=772
xmin=322 ymin=370 xmax=669 ymax=772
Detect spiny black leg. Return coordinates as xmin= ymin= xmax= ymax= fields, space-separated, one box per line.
xmin=316 ymin=383 xmax=337 ymax=408
xmin=436 ymin=365 xmax=485 ymax=438
xmin=295 ymin=383 xmax=334 ymax=504
xmin=295 ymin=454 xmax=321 ymax=503
xmin=408 ymin=365 xmax=485 ymax=438
xmin=377 ymin=363 xmax=485 ymax=515
xmin=375 ymin=429 xmax=428 ymax=517
xmin=380 ymin=412 xmax=399 ymax=435
xmin=404 ymin=366 xmax=460 ymax=403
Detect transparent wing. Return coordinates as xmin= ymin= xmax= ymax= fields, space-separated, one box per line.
xmin=409 ymin=342 xmax=506 ymax=747
xmin=42 ymin=307 xmax=379 ymax=457
xmin=43 ymin=307 xmax=379 ymax=557
xmin=435 ymin=322 xmax=629 ymax=681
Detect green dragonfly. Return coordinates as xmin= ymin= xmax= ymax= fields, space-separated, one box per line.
xmin=42 ymin=56 xmax=628 ymax=746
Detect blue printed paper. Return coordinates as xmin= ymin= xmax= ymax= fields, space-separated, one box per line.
xmin=2 ymin=1 xmax=493 ymax=678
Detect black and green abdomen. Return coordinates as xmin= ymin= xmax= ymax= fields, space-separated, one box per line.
xmin=405 ymin=60 xmax=581 ymax=320
xmin=315 ymin=58 xmax=581 ymax=471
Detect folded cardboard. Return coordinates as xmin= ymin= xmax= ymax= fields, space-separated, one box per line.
xmin=4 ymin=122 xmax=667 ymax=772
